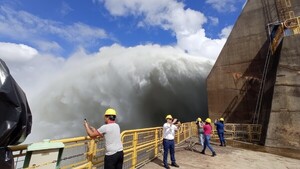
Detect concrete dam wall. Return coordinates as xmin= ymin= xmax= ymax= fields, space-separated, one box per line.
xmin=207 ymin=0 xmax=300 ymax=149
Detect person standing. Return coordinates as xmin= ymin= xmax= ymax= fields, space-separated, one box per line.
xmin=200 ymin=118 xmax=216 ymax=157
xmin=84 ymin=108 xmax=123 ymax=169
xmin=163 ymin=115 xmax=181 ymax=169
xmin=196 ymin=118 xmax=204 ymax=146
xmin=215 ymin=117 xmax=226 ymax=146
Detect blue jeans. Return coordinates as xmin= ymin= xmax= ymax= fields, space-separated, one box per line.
xmin=163 ymin=139 xmax=175 ymax=167
xmin=202 ymin=135 xmax=215 ymax=153
xmin=199 ymin=133 xmax=204 ymax=146
xmin=218 ymin=132 xmax=226 ymax=145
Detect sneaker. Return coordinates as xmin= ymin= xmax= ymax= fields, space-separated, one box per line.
xmin=164 ymin=165 xmax=170 ymax=169
xmin=212 ymin=152 xmax=216 ymax=157
xmin=200 ymin=151 xmax=205 ymax=154
xmin=219 ymin=144 xmax=223 ymax=146
xmin=171 ymin=163 xmax=179 ymax=167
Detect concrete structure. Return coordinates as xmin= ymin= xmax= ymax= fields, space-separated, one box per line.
xmin=207 ymin=0 xmax=300 ymax=149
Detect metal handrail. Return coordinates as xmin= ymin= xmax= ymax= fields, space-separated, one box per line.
xmin=10 ymin=122 xmax=261 ymax=169
xmin=10 ymin=122 xmax=193 ymax=169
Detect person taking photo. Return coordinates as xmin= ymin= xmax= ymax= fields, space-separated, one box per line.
xmin=84 ymin=108 xmax=123 ymax=169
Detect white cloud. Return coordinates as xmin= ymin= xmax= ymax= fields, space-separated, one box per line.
xmin=100 ymin=0 xmax=206 ymax=33
xmin=96 ymin=0 xmax=227 ymax=59
xmin=219 ymin=25 xmax=233 ymax=39
xmin=205 ymin=0 xmax=240 ymax=12
xmin=0 ymin=6 xmax=108 ymax=51
xmin=0 ymin=42 xmax=65 ymax=95
xmin=177 ymin=30 xmax=226 ymax=58
xmin=0 ymin=2 xmax=231 ymax=60
xmin=61 ymin=1 xmax=73 ymax=16
xmin=34 ymin=40 xmax=62 ymax=53
xmin=208 ymin=16 xmax=219 ymax=26
xmin=0 ymin=42 xmax=38 ymax=62
xmin=64 ymin=23 xmax=107 ymax=42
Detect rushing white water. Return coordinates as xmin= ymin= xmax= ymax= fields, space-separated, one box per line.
xmin=6 ymin=44 xmax=213 ymax=142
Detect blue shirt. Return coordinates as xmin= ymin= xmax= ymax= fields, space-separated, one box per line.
xmin=214 ymin=122 xmax=225 ymax=133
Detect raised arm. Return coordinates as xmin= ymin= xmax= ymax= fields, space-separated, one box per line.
xmin=84 ymin=120 xmax=103 ymax=138
xmin=172 ymin=119 xmax=181 ymax=131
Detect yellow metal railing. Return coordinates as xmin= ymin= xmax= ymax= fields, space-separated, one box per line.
xmin=271 ymin=23 xmax=285 ymax=54
xmin=10 ymin=122 xmax=261 ymax=168
xmin=284 ymin=16 xmax=300 ymax=29
xmin=10 ymin=122 xmax=193 ymax=169
xmin=211 ymin=123 xmax=262 ymax=143
xmin=284 ymin=16 xmax=300 ymax=35
xmin=269 ymin=16 xmax=300 ymax=54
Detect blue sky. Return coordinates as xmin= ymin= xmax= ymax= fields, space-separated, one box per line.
xmin=0 ymin=0 xmax=245 ymax=58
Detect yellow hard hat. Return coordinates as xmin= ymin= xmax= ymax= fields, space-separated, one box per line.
xmin=197 ymin=118 xmax=202 ymax=122
xmin=104 ymin=108 xmax=117 ymax=116
xmin=205 ymin=118 xmax=211 ymax=123
xmin=165 ymin=115 xmax=173 ymax=119
xmin=220 ymin=118 xmax=224 ymax=121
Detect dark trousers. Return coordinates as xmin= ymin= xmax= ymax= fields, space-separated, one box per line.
xmin=0 ymin=147 xmax=14 ymax=169
xmin=104 ymin=151 xmax=124 ymax=169
xmin=217 ymin=132 xmax=226 ymax=145
xmin=163 ymin=139 xmax=175 ymax=167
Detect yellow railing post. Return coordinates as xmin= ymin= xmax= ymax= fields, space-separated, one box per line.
xmin=132 ymin=132 xmax=138 ymax=169
xmin=93 ymin=139 xmax=97 ymax=164
xmin=183 ymin=124 xmax=186 ymax=140
xmin=189 ymin=122 xmax=193 ymax=137
xmin=87 ymin=139 xmax=96 ymax=169
xmin=154 ymin=129 xmax=158 ymax=156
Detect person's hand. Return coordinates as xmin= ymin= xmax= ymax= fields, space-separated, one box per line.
xmin=173 ymin=118 xmax=178 ymax=124
xmin=84 ymin=119 xmax=88 ymax=127
xmin=177 ymin=121 xmax=181 ymax=125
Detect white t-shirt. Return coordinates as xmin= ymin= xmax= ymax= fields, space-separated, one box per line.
xmin=97 ymin=123 xmax=123 ymax=155
xmin=163 ymin=123 xmax=178 ymax=140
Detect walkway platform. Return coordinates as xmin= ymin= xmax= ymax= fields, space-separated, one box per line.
xmin=141 ymin=139 xmax=300 ymax=169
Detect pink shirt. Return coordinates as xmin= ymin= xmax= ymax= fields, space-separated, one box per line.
xmin=203 ymin=124 xmax=212 ymax=135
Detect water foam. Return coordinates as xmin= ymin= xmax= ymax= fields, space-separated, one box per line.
xmin=13 ymin=44 xmax=213 ymax=142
